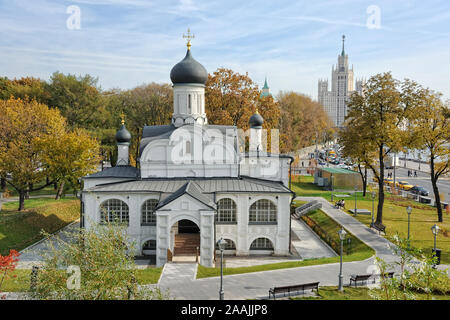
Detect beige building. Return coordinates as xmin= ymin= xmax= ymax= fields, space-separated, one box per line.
xmin=318 ymin=35 xmax=363 ymax=128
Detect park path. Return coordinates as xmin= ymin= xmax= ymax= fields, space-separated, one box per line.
xmin=148 ymin=198 xmax=403 ymax=300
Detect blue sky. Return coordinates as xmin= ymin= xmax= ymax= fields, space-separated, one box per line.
xmin=1 ymin=0 xmax=449 ymax=99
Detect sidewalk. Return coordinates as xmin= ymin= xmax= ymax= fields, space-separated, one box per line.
xmin=144 ymin=198 xmax=404 ymax=300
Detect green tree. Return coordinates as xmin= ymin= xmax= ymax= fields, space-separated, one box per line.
xmin=344 ymin=73 xmax=417 ymax=227
xmin=409 ymin=90 xmax=449 ymax=222
xmin=35 ymin=221 xmax=169 ymax=300
xmin=338 ymin=119 xmax=377 ymax=196
xmin=104 ymin=83 xmax=173 ymax=164
xmin=47 ymin=72 xmax=107 ymax=129
xmin=0 ymin=77 xmax=50 ymax=104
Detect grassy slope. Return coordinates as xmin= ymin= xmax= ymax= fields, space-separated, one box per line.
xmin=304 ymin=209 xmax=374 ymax=257
xmin=0 ymin=198 xmax=80 ymax=255
xmin=197 ymin=208 xmax=374 ymax=279
xmin=291 ymin=176 xmax=450 ymax=264
xmin=1 ymin=267 xmax=163 ymax=292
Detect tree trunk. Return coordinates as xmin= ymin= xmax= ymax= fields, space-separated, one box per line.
xmin=357 ymin=164 xmax=368 ymax=197
xmin=0 ymin=177 xmax=5 ymax=192
xmin=363 ymin=167 xmax=367 ymax=197
xmin=376 ymin=146 xmax=385 ymax=226
xmin=430 ymin=156 xmax=443 ymax=222
xmin=55 ymin=181 xmax=65 ymax=200
xmin=18 ymin=190 xmax=26 ymax=211
xmin=54 ymin=182 xmax=58 ymax=190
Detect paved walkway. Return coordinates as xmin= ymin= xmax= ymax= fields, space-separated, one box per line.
xmin=146 ymin=198 xmax=404 ymax=300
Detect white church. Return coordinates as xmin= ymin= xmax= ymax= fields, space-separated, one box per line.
xmin=81 ymin=38 xmax=294 ymax=267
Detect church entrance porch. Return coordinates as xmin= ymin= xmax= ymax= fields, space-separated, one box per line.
xmin=173 ymin=219 xmax=200 ymax=259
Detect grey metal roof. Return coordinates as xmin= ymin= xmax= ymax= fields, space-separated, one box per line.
xmin=84 ymin=166 xmax=138 ymax=179
xmin=86 ymin=176 xmax=292 ymax=194
xmin=156 ymin=181 xmax=216 ymax=210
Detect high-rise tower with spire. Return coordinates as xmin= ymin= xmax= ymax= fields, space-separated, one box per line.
xmin=318 ymin=35 xmax=364 ymax=128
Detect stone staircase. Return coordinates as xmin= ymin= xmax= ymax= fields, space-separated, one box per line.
xmin=293 ymin=200 xmax=322 ymax=219
xmin=174 ymin=233 xmax=200 ymax=256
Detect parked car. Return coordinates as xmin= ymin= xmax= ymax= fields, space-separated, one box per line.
xmin=409 ymin=186 xmax=429 ymax=196
xmin=397 ymin=181 xmax=414 ymax=191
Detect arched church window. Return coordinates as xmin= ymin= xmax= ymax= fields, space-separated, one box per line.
xmin=188 ymin=94 xmax=192 ymax=110
xmin=250 ymin=237 xmax=274 ymax=250
xmin=216 ymin=198 xmax=237 ymax=223
xmin=249 ymin=199 xmax=277 ymax=223
xmin=100 ymin=199 xmax=129 ymax=225
xmin=141 ymin=199 xmax=158 ymax=225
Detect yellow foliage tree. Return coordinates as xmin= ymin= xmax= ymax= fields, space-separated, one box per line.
xmin=409 ymin=90 xmax=449 ymax=222
xmin=0 ymin=98 xmax=100 ymax=210
xmin=36 ymin=128 xmax=100 ymax=200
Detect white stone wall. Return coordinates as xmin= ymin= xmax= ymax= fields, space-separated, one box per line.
xmin=239 ymin=157 xmax=291 ymax=187
xmin=82 ymin=189 xmax=293 ymax=264
xmin=82 ymin=192 xmax=159 ymax=256
xmin=215 ymin=193 xmax=292 ymax=256
xmin=172 ymin=84 xmax=207 ymax=126
xmin=140 ymin=125 xmax=240 ymax=179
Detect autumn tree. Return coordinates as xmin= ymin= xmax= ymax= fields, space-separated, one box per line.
xmin=104 ymin=83 xmax=173 ymax=164
xmin=205 ymin=68 xmax=280 ymax=131
xmin=338 ymin=123 xmax=376 ymax=196
xmin=409 ymin=90 xmax=449 ymax=222
xmin=0 ymin=77 xmax=50 ymax=104
xmin=344 ymin=73 xmax=418 ymax=227
xmin=36 ymin=128 xmax=100 ymax=200
xmin=0 ymin=98 xmax=99 ymax=210
xmin=277 ymin=91 xmax=333 ymax=153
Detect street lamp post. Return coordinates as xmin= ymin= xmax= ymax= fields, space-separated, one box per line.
xmin=331 ymin=174 xmax=334 ymax=202
xmin=338 ymin=227 xmax=347 ymax=292
xmin=354 ymin=185 xmax=358 ymax=216
xmin=431 ymin=224 xmax=440 ymax=267
xmin=371 ymin=191 xmax=376 ymax=227
xmin=431 ymin=224 xmax=440 ymax=251
xmin=217 ymin=237 xmax=227 ymax=300
xmin=406 ymin=206 xmax=412 ymax=249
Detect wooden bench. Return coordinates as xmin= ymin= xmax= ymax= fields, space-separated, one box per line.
xmin=350 ymin=272 xmax=394 ymax=287
xmin=269 ymin=282 xmax=319 ymax=299
xmin=370 ymin=223 xmax=386 ymax=235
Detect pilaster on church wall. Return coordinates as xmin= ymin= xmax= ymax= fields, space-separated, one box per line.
xmin=236 ymin=194 xmax=249 ymax=255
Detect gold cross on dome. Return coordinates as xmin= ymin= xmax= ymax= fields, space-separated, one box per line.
xmin=183 ymin=28 xmax=195 ymax=50
xmin=120 ymin=112 xmax=125 ymax=125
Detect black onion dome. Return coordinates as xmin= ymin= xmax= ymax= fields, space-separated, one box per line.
xmin=170 ymin=49 xmax=208 ymax=85
xmin=249 ymin=112 xmax=264 ymax=128
xmin=115 ymin=124 xmax=131 ymax=143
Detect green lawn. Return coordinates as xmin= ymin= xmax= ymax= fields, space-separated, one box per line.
xmin=0 ymin=197 xmax=80 ymax=255
xmin=291 ymin=176 xmax=450 ymax=264
xmin=2 ymin=179 xmax=75 ymax=198
xmin=291 ymin=286 xmax=450 ymax=300
xmin=197 ymin=208 xmax=374 ymax=279
xmin=1 ymin=267 xmax=163 ymax=292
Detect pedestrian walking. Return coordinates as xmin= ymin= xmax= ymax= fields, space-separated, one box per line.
xmin=414 ymin=171 xmax=417 ymax=177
